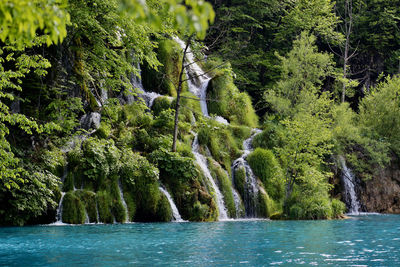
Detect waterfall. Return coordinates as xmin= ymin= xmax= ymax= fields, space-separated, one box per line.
xmin=159 ymin=186 xmax=184 ymax=222
xmin=129 ymin=61 xmax=162 ymax=108
xmin=174 ymin=37 xmax=212 ymax=117
xmin=55 ymin=192 xmax=66 ymax=224
xmin=84 ymin=210 xmax=90 ymax=224
xmin=192 ymin=134 xmax=228 ymax=220
xmin=118 ymin=180 xmax=129 ymax=223
xmin=339 ymin=156 xmax=361 ymax=215
xmin=232 ymin=129 xmax=262 ymax=218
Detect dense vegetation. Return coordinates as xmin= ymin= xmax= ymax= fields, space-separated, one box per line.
xmin=1 ymin=0 xmax=399 ymax=225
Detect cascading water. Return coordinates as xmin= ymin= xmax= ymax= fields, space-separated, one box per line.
xmin=174 ymin=37 xmax=212 ymax=117
xmin=159 ymin=187 xmax=184 ymax=222
xmin=118 ymin=180 xmax=129 ymax=222
xmin=55 ymin=192 xmax=66 ymax=224
xmin=339 ymin=156 xmax=361 ymax=214
xmin=130 ymin=62 xmax=162 ymax=108
xmin=192 ymin=134 xmax=228 ymax=220
xmin=232 ymin=129 xmax=262 ymax=218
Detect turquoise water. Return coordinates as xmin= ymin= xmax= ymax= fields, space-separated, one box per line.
xmin=1 ymin=215 xmax=399 ymax=266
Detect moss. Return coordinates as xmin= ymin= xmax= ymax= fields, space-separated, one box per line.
xmin=122 ymin=190 xmax=136 ymax=222
xmin=191 ymin=201 xmax=212 ymax=221
xmin=247 ymin=148 xmax=285 ymax=201
xmin=75 ymin=190 xmax=98 ymax=223
xmin=208 ymin=158 xmax=236 ymax=218
xmin=96 ymin=190 xmax=114 ymax=223
xmin=96 ymin=122 xmax=112 ymax=139
xmin=207 ymin=64 xmax=258 ymax=127
xmin=142 ymin=39 xmax=185 ymax=96
xmin=63 ymin=171 xmax=75 ymax=192
xmin=109 ymin=179 xmax=126 ymax=223
xmin=197 ymin=119 xmax=241 ymax=172
xmin=62 ymin=192 xmax=86 ymax=224
xmin=233 ymin=166 xmax=246 ymax=199
xmin=73 ymin=167 xmax=84 ymax=190
xmin=257 ymin=191 xmax=271 ymax=218
xmin=156 ymin=193 xmax=173 ymax=222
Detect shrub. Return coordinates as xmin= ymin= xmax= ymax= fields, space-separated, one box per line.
xmin=331 ymin=198 xmax=346 ymax=218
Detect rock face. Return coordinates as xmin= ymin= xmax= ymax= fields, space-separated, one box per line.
xmin=80 ymin=112 xmax=101 ymax=130
xmin=359 ymin=161 xmax=400 ymax=213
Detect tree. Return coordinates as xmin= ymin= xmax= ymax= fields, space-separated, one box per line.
xmin=266 ymin=32 xmax=336 ymax=115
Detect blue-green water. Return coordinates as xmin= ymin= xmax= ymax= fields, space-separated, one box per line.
xmin=1 ymin=215 xmax=399 ymax=266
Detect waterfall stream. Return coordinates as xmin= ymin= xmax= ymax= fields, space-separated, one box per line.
xmin=159 ymin=187 xmax=184 ymax=222
xmin=232 ymin=129 xmax=262 ymax=218
xmin=55 ymin=192 xmax=66 ymax=224
xmin=339 ymin=156 xmax=361 ymax=214
xmin=118 ymin=180 xmax=129 ymax=222
xmin=192 ymin=135 xmax=228 ymax=220
xmin=174 ymin=37 xmax=212 ymax=117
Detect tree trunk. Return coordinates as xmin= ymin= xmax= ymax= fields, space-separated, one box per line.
xmin=172 ymin=37 xmax=192 ymax=152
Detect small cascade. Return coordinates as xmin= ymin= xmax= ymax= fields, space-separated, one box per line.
xmin=174 ymin=37 xmax=212 ymax=117
xmin=118 ymin=180 xmax=129 ymax=222
xmin=129 ymin=61 xmax=162 ymax=108
xmin=192 ymin=134 xmax=228 ymax=220
xmin=84 ymin=210 xmax=90 ymax=224
xmin=159 ymin=186 xmax=184 ymax=222
xmin=339 ymin=156 xmax=361 ymax=214
xmin=232 ymin=129 xmax=262 ymax=218
xmin=55 ymin=192 xmax=66 ymax=223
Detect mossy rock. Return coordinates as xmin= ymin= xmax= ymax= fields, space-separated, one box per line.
xmin=63 ymin=171 xmax=75 ymax=192
xmin=233 ymin=166 xmax=246 ymax=199
xmin=62 ymin=192 xmax=86 ymax=224
xmin=207 ymin=65 xmax=258 ymax=128
xmin=96 ymin=190 xmax=114 ymax=223
xmin=247 ymin=148 xmax=285 ymax=201
xmin=142 ymin=39 xmax=184 ymax=96
xmin=207 ymin=158 xmax=236 ymax=218
xmin=155 ymin=194 xmax=173 ymax=222
xmin=75 ymin=190 xmax=98 ymax=223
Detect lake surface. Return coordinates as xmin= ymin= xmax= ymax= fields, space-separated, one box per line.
xmin=1 ymin=215 xmax=399 ymax=266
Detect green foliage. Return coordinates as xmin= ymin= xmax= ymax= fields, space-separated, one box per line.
xmin=266 ymin=32 xmax=337 ymax=115
xmin=0 ymin=170 xmax=59 ymax=226
xmin=0 ymin=0 xmax=70 ymax=46
xmin=247 ymin=148 xmax=284 ymax=201
xmin=46 ymin=97 xmax=83 ymax=134
xmin=359 ymin=76 xmax=400 ymax=156
xmin=152 ymin=96 xmax=172 ymax=116
xmin=331 ymin=198 xmax=346 ymax=218
xmin=81 ymin=138 xmax=120 ymax=185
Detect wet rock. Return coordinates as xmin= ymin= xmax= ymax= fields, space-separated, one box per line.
xmin=80 ymin=112 xmax=101 ymax=130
